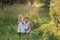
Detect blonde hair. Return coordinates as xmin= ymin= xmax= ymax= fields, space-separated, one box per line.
xmin=18 ymin=15 xmax=23 ymax=18
xmin=18 ymin=15 xmax=23 ymax=21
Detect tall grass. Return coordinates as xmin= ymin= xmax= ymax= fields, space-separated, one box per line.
xmin=0 ymin=5 xmax=60 ymax=40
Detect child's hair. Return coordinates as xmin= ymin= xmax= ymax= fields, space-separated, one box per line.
xmin=24 ymin=16 xmax=29 ymax=20
xmin=18 ymin=15 xmax=23 ymax=18
xmin=18 ymin=15 xmax=23 ymax=23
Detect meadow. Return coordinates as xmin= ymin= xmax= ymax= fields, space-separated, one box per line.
xmin=0 ymin=3 xmax=60 ymax=40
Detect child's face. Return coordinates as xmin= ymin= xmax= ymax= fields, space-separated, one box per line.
xmin=25 ymin=19 xmax=28 ymax=22
xmin=19 ymin=16 xmax=23 ymax=21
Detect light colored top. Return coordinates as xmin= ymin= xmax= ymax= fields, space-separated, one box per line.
xmin=18 ymin=22 xmax=25 ymax=33
xmin=24 ymin=21 xmax=30 ymax=33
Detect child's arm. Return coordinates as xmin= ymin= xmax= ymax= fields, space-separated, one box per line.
xmin=26 ymin=22 xmax=30 ymax=31
xmin=28 ymin=22 xmax=30 ymax=30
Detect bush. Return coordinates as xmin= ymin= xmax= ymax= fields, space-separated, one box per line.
xmin=50 ymin=0 xmax=60 ymax=28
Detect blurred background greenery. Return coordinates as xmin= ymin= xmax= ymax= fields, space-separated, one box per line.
xmin=0 ymin=0 xmax=60 ymax=40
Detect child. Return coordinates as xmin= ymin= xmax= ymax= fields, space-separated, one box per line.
xmin=18 ymin=15 xmax=25 ymax=34
xmin=24 ymin=16 xmax=30 ymax=34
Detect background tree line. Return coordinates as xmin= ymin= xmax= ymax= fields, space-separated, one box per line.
xmin=0 ymin=0 xmax=34 ymax=8
xmin=0 ymin=0 xmax=50 ymax=8
xmin=0 ymin=0 xmax=60 ymax=27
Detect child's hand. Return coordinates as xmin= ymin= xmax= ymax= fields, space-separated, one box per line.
xmin=25 ymin=29 xmax=26 ymax=31
xmin=25 ymin=29 xmax=26 ymax=33
xmin=25 ymin=29 xmax=28 ymax=31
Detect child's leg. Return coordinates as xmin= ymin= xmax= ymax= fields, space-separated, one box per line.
xmin=20 ymin=33 xmax=22 ymax=40
xmin=17 ymin=33 xmax=23 ymax=40
xmin=18 ymin=33 xmax=23 ymax=40
xmin=25 ymin=33 xmax=29 ymax=40
xmin=17 ymin=32 xmax=21 ymax=36
xmin=19 ymin=33 xmax=25 ymax=40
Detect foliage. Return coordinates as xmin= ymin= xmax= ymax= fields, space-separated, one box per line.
xmin=0 ymin=0 xmax=28 ymax=8
xmin=50 ymin=0 xmax=60 ymax=28
xmin=0 ymin=0 xmax=60 ymax=40
xmin=38 ymin=0 xmax=51 ymax=8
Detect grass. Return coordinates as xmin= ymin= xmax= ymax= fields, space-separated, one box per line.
xmin=0 ymin=5 xmax=60 ymax=40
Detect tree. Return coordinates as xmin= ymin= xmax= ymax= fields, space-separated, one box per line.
xmin=0 ymin=0 xmax=17 ymax=8
xmin=0 ymin=0 xmax=28 ymax=8
xmin=29 ymin=0 xmax=34 ymax=6
xmin=38 ymin=0 xmax=51 ymax=8
xmin=50 ymin=0 xmax=60 ymax=28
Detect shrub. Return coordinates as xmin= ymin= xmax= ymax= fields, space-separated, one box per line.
xmin=50 ymin=0 xmax=60 ymax=28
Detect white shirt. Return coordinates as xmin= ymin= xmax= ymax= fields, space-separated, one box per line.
xmin=24 ymin=22 xmax=30 ymax=33
xmin=18 ymin=22 xmax=25 ymax=33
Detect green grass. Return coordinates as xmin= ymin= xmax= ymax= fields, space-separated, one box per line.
xmin=0 ymin=5 xmax=60 ymax=40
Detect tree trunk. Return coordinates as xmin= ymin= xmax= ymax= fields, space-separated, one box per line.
xmin=54 ymin=17 xmax=60 ymax=28
xmin=29 ymin=0 xmax=33 ymax=6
